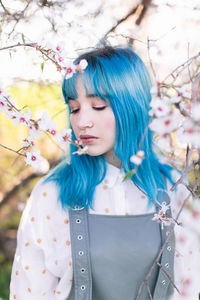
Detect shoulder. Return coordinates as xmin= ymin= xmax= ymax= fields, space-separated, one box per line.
xmin=23 ymin=176 xmax=66 ymax=221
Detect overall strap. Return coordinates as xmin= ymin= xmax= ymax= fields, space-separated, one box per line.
xmin=68 ymin=208 xmax=92 ymax=300
xmin=153 ymin=191 xmax=175 ymax=299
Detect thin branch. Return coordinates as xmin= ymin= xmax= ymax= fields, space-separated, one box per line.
xmin=135 ymin=0 xmax=152 ymax=26
xmin=147 ymin=37 xmax=157 ymax=82
xmin=0 ymin=42 xmax=37 ymax=51
xmin=0 ymin=0 xmax=12 ymax=15
xmin=145 ymin=281 xmax=153 ymax=300
xmin=104 ymin=5 xmax=139 ymax=38
xmin=7 ymin=0 xmax=34 ymax=38
xmin=162 ymin=52 xmax=200 ymax=84
xmin=157 ymin=262 xmax=180 ymax=293
xmin=135 ymin=194 xmax=190 ymax=299
xmin=0 ymin=143 xmax=26 ymax=157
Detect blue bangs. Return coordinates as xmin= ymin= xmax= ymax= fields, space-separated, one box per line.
xmin=44 ymin=45 xmax=175 ymax=210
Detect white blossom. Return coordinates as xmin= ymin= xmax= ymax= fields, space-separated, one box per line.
xmin=177 ymin=120 xmax=200 ymax=148
xmin=149 ymin=97 xmax=171 ymax=117
xmin=152 ymin=201 xmax=175 ymax=229
xmin=55 ymin=128 xmax=72 ymax=149
xmin=72 ymin=146 xmax=88 ymax=155
xmin=149 ymin=109 xmax=181 ymax=135
xmin=38 ymin=111 xmax=57 ymax=132
xmin=24 ymin=149 xmax=44 ymax=168
xmin=176 ymin=84 xmax=191 ymax=98
xmin=79 ymin=59 xmax=88 ymax=70
xmin=29 ymin=124 xmax=42 ymax=139
xmin=130 ymin=150 xmax=145 ymax=165
xmin=156 ymin=134 xmax=172 ymax=152
xmin=191 ymin=103 xmax=200 ymax=122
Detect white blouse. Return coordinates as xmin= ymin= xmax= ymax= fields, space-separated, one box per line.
xmin=9 ymin=162 xmax=200 ymax=300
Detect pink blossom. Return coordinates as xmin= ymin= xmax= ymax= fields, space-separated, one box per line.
xmin=64 ymin=63 xmax=77 ymax=80
xmin=57 ymin=66 xmax=62 ymax=72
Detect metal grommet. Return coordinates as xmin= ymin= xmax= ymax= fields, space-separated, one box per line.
xmin=77 ymin=235 xmax=83 ymax=240
xmin=76 ymin=219 xmax=81 ymax=224
xmin=167 ymin=246 xmax=172 ymax=251
xmin=162 ymin=280 xmax=166 ymax=285
xmin=165 ymin=263 xmax=169 ymax=268
xmin=78 ymin=251 xmax=84 ymax=256
xmin=80 ymin=268 xmax=86 ymax=273
xmin=80 ymin=285 xmax=86 ymax=291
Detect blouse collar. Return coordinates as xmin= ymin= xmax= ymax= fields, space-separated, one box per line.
xmin=104 ymin=162 xmax=126 ymax=188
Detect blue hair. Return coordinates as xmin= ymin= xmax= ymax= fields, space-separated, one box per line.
xmin=43 ymin=45 xmax=175 ymax=210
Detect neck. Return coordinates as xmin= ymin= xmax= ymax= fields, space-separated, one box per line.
xmin=104 ymin=151 xmax=121 ymax=169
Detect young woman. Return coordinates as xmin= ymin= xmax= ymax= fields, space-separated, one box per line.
xmin=10 ymin=45 xmax=179 ymax=300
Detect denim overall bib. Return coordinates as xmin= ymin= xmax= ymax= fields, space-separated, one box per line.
xmin=67 ymin=193 xmax=175 ymax=300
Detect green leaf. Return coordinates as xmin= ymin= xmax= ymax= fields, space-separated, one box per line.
xmin=21 ymin=33 xmax=25 ymax=44
xmin=9 ymin=50 xmax=12 ymax=58
xmin=123 ymin=170 xmax=134 ymax=182
xmin=41 ymin=62 xmax=44 ymax=72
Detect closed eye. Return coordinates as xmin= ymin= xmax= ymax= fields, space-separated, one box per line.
xmin=70 ymin=106 xmax=106 ymax=114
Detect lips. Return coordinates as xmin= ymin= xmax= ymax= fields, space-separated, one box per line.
xmin=80 ymin=135 xmax=98 ymax=144
xmin=80 ymin=135 xmax=98 ymax=139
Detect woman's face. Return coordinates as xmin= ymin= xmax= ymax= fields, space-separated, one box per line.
xmin=69 ymin=76 xmax=116 ymax=160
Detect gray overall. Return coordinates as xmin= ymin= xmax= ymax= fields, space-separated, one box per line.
xmin=67 ymin=194 xmax=175 ymax=300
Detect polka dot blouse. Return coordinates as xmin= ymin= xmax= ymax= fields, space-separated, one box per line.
xmin=9 ymin=163 xmax=200 ymax=299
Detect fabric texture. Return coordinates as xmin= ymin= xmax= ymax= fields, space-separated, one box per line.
xmin=9 ymin=162 xmax=200 ymax=300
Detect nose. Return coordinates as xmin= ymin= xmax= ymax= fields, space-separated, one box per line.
xmin=77 ymin=111 xmax=94 ymax=130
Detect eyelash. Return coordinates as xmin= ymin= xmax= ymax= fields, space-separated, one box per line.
xmin=70 ymin=107 xmax=106 ymax=114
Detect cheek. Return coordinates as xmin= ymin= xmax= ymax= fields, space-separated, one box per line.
xmin=70 ymin=117 xmax=78 ymax=136
xmin=103 ymin=112 xmax=116 ymax=137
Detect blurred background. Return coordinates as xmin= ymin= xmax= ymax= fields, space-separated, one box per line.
xmin=0 ymin=1 xmax=200 ymax=299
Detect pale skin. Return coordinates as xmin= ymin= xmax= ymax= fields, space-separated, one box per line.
xmin=69 ymin=76 xmax=121 ymax=168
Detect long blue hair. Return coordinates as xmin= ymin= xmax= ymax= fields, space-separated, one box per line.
xmin=43 ymin=45 xmax=174 ymax=210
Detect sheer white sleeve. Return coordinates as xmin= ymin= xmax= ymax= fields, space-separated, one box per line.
xmin=168 ymin=175 xmax=200 ymax=299
xmin=10 ymin=178 xmax=73 ymax=300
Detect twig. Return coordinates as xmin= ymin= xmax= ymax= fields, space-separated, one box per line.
xmin=147 ymin=37 xmax=156 ymax=82
xmin=135 ymin=194 xmax=190 ymax=299
xmin=104 ymin=5 xmax=139 ymax=38
xmin=145 ymin=281 xmax=153 ymax=300
xmin=0 ymin=42 xmax=37 ymax=51
xmin=8 ymin=0 xmax=34 ymax=38
xmin=162 ymin=52 xmax=200 ymax=84
xmin=0 ymin=144 xmax=26 ymax=157
xmin=0 ymin=0 xmax=12 ymax=15
xmin=157 ymin=262 xmax=180 ymax=293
